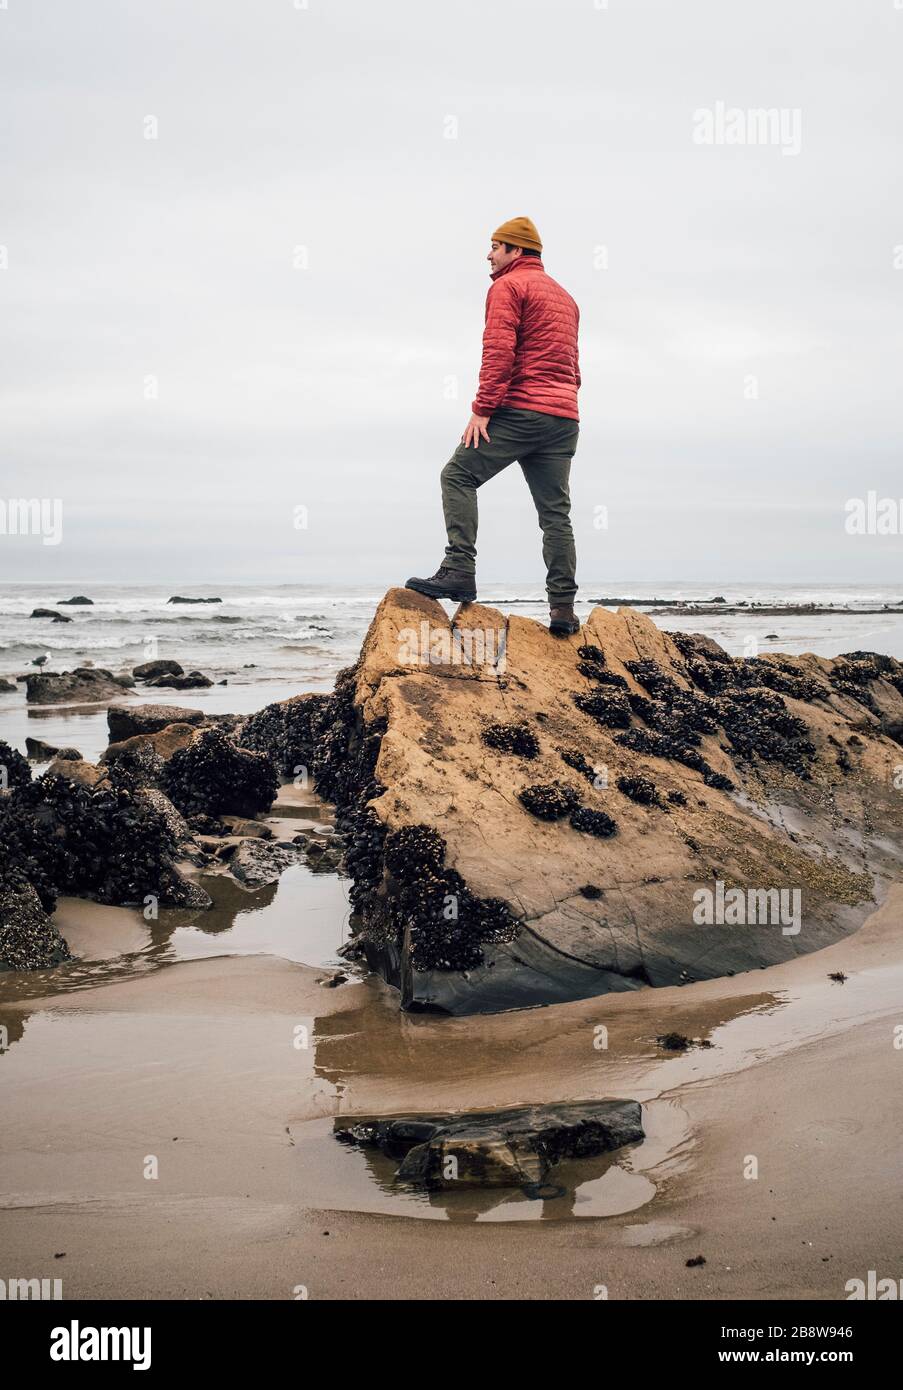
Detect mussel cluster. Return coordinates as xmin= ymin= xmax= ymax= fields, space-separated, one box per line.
xmin=380 ymin=823 xmax=518 ymax=972
xmin=557 ymin=745 xmax=598 ymax=785
xmin=742 ymin=658 xmax=830 ymax=703
xmin=667 ymin=789 xmax=688 ymax=805
xmin=569 ymin=805 xmax=617 ymax=838
xmin=341 ymin=804 xmax=387 ymax=916
xmin=577 ymin=643 xmax=607 ymax=665
xmin=624 ymin=658 xmax=681 ymax=701
xmin=518 ymin=781 xmax=582 ymax=820
xmin=163 ymin=726 xmax=278 ymax=819
xmin=577 ymin=662 xmax=628 ymax=689
xmin=0 ymin=881 xmax=71 ymax=970
xmin=614 ymin=671 xmax=734 ymax=790
xmin=240 ymin=690 xmax=333 ymax=776
xmin=715 ymin=689 xmax=815 ymax=776
xmin=617 ymin=774 xmax=661 ymax=806
xmin=0 ymin=764 xmax=195 ymax=911
xmin=519 ymin=780 xmax=619 ymax=838
xmin=572 ymin=687 xmax=632 ymax=728
xmin=481 ymin=720 xmax=540 ymax=759
xmin=624 ymin=649 xmax=816 ymax=781
xmin=0 ymin=739 xmax=32 ymax=793
xmin=669 ymin=633 xmax=808 ymax=700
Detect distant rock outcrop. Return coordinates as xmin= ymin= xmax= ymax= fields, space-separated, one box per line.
xmin=132 ymin=659 xmax=184 ymax=680
xmin=26 ymin=668 xmax=132 ymax=705
xmin=247 ymin=589 xmax=903 ymax=1015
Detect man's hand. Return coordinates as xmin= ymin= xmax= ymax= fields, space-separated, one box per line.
xmin=462 ymin=413 xmax=491 ymax=449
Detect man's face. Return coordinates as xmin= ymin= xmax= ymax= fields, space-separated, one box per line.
xmin=487 ymin=240 xmax=522 ymax=274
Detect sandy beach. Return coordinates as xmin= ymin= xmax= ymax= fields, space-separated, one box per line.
xmin=2 ymin=805 xmax=901 ymax=1299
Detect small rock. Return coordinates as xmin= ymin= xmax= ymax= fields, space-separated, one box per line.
xmin=230 ymin=838 xmax=303 ymax=887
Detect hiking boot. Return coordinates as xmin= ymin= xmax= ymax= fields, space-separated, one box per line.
xmin=405 ymin=565 xmax=477 ymax=603
xmin=549 ymin=603 xmax=580 ymax=636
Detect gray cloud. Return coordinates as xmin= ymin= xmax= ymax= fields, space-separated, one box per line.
xmin=2 ymin=0 xmax=901 ymax=583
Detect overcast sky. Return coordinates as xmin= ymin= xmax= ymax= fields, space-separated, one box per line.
xmin=1 ymin=0 xmax=901 ymax=587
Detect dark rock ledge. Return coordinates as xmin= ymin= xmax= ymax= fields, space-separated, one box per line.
xmin=334 ymin=1099 xmax=645 ymax=1189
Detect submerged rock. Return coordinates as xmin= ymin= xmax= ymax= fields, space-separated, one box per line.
xmin=280 ymin=588 xmax=903 ymax=1015
xmin=334 ymin=1099 xmax=644 ymax=1189
xmin=146 ymin=670 xmax=213 ymax=690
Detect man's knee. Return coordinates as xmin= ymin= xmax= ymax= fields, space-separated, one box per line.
xmin=442 ymin=448 xmax=475 ymax=486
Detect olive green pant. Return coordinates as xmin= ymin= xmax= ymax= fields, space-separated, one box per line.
xmin=440 ymin=406 xmax=580 ymax=604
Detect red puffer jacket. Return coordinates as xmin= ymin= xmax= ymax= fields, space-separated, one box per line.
xmin=471 ymin=256 xmax=580 ymax=422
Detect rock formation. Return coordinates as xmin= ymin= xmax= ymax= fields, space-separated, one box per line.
xmin=246 ymin=589 xmax=903 ymax=1014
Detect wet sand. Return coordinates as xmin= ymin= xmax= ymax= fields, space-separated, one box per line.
xmin=1 ymin=822 xmax=901 ymax=1299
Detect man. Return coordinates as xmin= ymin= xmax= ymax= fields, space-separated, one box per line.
xmin=405 ymin=215 xmax=583 ymax=636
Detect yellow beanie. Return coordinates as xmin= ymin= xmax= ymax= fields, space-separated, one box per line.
xmin=491 ymin=215 xmax=542 ymax=253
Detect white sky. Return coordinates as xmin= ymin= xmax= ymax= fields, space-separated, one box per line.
xmin=1 ymin=0 xmax=901 ymax=586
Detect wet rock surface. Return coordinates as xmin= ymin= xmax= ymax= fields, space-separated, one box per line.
xmin=229 ymin=838 xmax=303 ymax=887
xmin=107 ymin=704 xmax=206 ymax=741
xmin=259 ymin=588 xmax=903 ymax=1014
xmin=334 ymin=1099 xmax=645 ymax=1189
xmin=132 ymin=659 xmax=184 ymax=680
xmin=146 ymin=670 xmax=214 ymax=690
xmin=26 ymin=667 xmax=132 ymax=705
xmin=26 ymin=737 xmax=82 ymax=761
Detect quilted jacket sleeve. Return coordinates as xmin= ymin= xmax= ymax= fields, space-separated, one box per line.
xmin=471 ymin=277 xmax=521 ymax=416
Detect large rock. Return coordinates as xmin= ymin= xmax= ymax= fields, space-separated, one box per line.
xmin=335 ymin=1100 xmax=644 ymax=1189
xmin=0 ymin=765 xmax=211 ymax=914
xmin=26 ymin=668 xmax=132 ymax=705
xmin=46 ymin=757 xmax=109 ymax=788
xmin=306 ymin=589 xmax=903 ymax=1014
xmin=31 ymin=607 xmax=71 ymax=622
xmin=162 ymin=726 xmax=278 ymax=819
xmin=107 ymin=703 xmax=205 ymax=741
xmin=58 ymin=595 xmax=93 ymax=605
xmin=100 ymin=722 xmax=199 ymax=784
xmin=132 ymin=659 xmax=184 ymax=680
